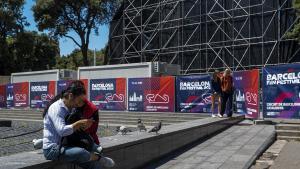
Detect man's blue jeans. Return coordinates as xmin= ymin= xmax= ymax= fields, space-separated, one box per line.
xmin=43 ymin=144 xmax=101 ymax=169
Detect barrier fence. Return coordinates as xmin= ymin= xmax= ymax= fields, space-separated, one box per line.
xmin=0 ymin=63 xmax=300 ymax=119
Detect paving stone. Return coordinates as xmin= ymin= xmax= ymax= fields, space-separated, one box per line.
xmin=197 ymin=161 xmax=223 ymax=169
xmin=146 ymin=120 xmax=275 ymax=169
xmin=270 ymin=141 xmax=300 ymax=169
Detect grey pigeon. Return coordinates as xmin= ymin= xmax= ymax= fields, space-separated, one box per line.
xmin=137 ymin=119 xmax=147 ymax=132
xmin=148 ymin=121 xmax=162 ymax=134
xmin=116 ymin=126 xmax=132 ymax=135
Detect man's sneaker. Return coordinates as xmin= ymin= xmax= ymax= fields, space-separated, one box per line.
xmin=217 ymin=114 xmax=223 ymax=118
xmin=33 ymin=139 xmax=43 ymax=149
xmin=96 ymin=146 xmax=103 ymax=154
xmin=99 ymin=156 xmax=115 ymax=168
xmin=211 ymin=114 xmax=217 ymax=118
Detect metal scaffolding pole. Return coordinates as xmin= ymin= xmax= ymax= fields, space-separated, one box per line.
xmin=108 ymin=0 xmax=300 ymax=74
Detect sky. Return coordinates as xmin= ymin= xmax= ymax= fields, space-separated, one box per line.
xmin=23 ymin=0 xmax=109 ymax=56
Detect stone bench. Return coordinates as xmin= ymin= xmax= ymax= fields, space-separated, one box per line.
xmin=0 ymin=115 xmax=244 ymax=169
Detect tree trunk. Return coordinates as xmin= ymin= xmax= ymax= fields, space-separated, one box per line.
xmin=81 ymin=44 xmax=89 ymax=66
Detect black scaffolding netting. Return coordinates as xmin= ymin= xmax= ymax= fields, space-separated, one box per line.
xmin=107 ymin=0 xmax=300 ymax=74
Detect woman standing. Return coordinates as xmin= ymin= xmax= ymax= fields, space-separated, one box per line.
xmin=211 ymin=70 xmax=222 ymax=117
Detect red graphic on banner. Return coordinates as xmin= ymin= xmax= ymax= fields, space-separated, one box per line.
xmin=0 ymin=85 xmax=6 ymax=107
xmin=13 ymin=82 xmax=29 ymax=107
xmin=143 ymin=76 xmax=175 ymax=112
xmin=233 ymin=69 xmax=260 ymax=119
xmin=48 ymin=81 xmax=56 ymax=98
xmin=80 ymin=79 xmax=88 ymax=95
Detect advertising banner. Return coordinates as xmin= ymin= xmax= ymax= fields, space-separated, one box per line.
xmin=90 ymin=78 xmax=126 ymax=111
xmin=0 ymin=85 xmax=6 ymax=108
xmin=57 ymin=80 xmax=72 ymax=95
xmin=128 ymin=76 xmax=175 ymax=112
xmin=6 ymin=84 xmax=14 ymax=108
xmin=80 ymin=79 xmax=89 ymax=94
xmin=13 ymin=82 xmax=29 ymax=107
xmin=233 ymin=70 xmax=260 ymax=119
xmin=263 ymin=63 xmax=300 ymax=119
xmin=176 ymin=75 xmax=212 ymax=113
xmin=30 ymin=81 xmax=56 ymax=108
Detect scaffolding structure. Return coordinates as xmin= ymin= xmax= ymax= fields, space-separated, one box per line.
xmin=107 ymin=0 xmax=300 ymax=74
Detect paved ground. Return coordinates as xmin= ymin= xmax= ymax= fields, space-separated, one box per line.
xmin=0 ymin=120 xmax=126 ymax=157
xmin=270 ymin=141 xmax=300 ymax=169
xmin=145 ymin=120 xmax=275 ymax=169
xmin=251 ymin=140 xmax=287 ymax=169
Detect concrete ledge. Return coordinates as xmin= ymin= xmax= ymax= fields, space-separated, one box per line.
xmin=0 ymin=120 xmax=12 ymax=127
xmin=0 ymin=115 xmax=244 ymax=169
xmin=242 ymin=125 xmax=276 ymax=169
xmin=254 ymin=120 xmax=274 ymax=125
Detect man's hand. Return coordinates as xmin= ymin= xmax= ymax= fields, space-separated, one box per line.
xmin=72 ymin=119 xmax=94 ymax=131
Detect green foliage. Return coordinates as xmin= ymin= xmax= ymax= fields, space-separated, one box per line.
xmin=0 ymin=0 xmax=28 ymax=40
xmin=55 ymin=48 xmax=105 ymax=70
xmin=0 ymin=0 xmax=58 ymax=75
xmin=13 ymin=31 xmax=59 ymax=71
xmin=1 ymin=31 xmax=59 ymax=75
xmin=33 ymin=0 xmax=120 ymax=66
xmin=0 ymin=0 xmax=28 ymax=75
xmin=286 ymin=0 xmax=300 ymax=41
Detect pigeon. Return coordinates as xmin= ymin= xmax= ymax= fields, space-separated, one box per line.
xmin=148 ymin=121 xmax=162 ymax=134
xmin=116 ymin=126 xmax=132 ymax=135
xmin=137 ymin=119 xmax=147 ymax=132
xmin=33 ymin=138 xmax=43 ymax=149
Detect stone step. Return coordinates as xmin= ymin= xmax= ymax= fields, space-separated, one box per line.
xmin=0 ymin=114 xmax=42 ymax=119
xmin=99 ymin=111 xmax=206 ymax=115
xmin=99 ymin=120 xmax=172 ymax=126
xmin=0 ymin=109 xmax=42 ymax=113
xmin=275 ymin=124 xmax=300 ymax=131
xmin=99 ymin=116 xmax=187 ymax=122
xmin=99 ymin=114 xmax=204 ymax=121
xmin=277 ymin=136 xmax=300 ymax=141
xmin=99 ymin=118 xmax=179 ymax=124
xmin=0 ymin=111 xmax=207 ymax=120
xmin=0 ymin=115 xmax=183 ymax=126
xmin=0 ymin=110 xmax=209 ymax=118
xmin=0 ymin=114 xmax=189 ymax=123
xmin=276 ymin=130 xmax=300 ymax=137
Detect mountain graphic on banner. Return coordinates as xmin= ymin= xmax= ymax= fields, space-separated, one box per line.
xmin=236 ymin=90 xmax=245 ymax=102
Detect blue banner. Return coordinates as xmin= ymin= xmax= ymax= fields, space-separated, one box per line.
xmin=30 ymin=81 xmax=56 ymax=108
xmin=176 ymin=75 xmax=212 ymax=113
xmin=263 ymin=63 xmax=300 ymax=119
xmin=90 ymin=78 xmax=126 ymax=111
xmin=6 ymin=84 xmax=14 ymax=108
xmin=57 ymin=80 xmax=72 ymax=95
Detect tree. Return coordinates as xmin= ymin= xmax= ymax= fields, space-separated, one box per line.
xmin=0 ymin=0 xmax=28 ymax=75
xmin=286 ymin=0 xmax=300 ymax=41
xmin=55 ymin=48 xmax=104 ymax=70
xmin=9 ymin=31 xmax=59 ymax=72
xmin=0 ymin=0 xmax=28 ymax=41
xmin=33 ymin=0 xmax=120 ymax=66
